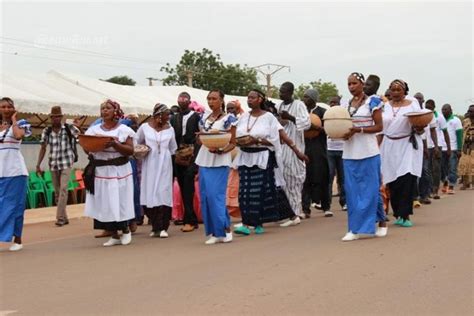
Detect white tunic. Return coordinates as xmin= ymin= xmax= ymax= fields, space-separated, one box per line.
xmin=232 ymin=112 xmax=282 ymax=170
xmin=195 ymin=113 xmax=236 ymax=168
xmin=380 ymin=101 xmax=423 ymax=184
xmin=136 ymin=124 xmax=177 ymax=208
xmin=0 ymin=120 xmax=31 ymax=178
xmin=84 ymin=124 xmax=136 ymax=223
xmin=342 ymin=96 xmax=381 ymax=160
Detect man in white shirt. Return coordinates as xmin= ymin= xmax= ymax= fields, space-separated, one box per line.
xmin=424 ymin=100 xmax=450 ymax=199
xmin=442 ymin=104 xmax=463 ymax=194
xmin=326 ymin=96 xmax=346 ymax=211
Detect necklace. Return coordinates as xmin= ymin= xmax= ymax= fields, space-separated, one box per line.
xmin=348 ymin=94 xmax=367 ymax=117
xmin=203 ymin=111 xmax=223 ymax=132
xmin=247 ymin=113 xmax=261 ymax=133
xmin=390 ymin=102 xmax=403 ymax=117
xmin=154 ymin=125 xmax=165 ymax=154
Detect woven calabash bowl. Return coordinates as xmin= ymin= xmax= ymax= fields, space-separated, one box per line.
xmin=134 ymin=144 xmax=151 ymax=159
xmin=200 ymin=132 xmax=231 ymax=149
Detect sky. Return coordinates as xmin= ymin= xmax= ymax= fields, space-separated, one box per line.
xmin=0 ymin=0 xmax=472 ymax=114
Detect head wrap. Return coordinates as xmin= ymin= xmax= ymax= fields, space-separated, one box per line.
xmin=304 ymin=89 xmax=319 ymax=103
xmin=350 ymin=72 xmax=365 ymax=83
xmin=153 ymin=103 xmax=169 ymax=117
xmin=390 ymin=79 xmax=409 ymax=95
xmin=101 ymin=99 xmax=124 ymax=120
xmin=189 ymin=100 xmax=205 ymax=113
xmin=228 ymin=100 xmax=244 ymax=114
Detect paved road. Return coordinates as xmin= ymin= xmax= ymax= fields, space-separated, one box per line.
xmin=1 ymin=190 xmax=472 ymax=315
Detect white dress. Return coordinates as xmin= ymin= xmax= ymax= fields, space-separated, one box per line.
xmin=136 ymin=124 xmax=177 ymax=208
xmin=84 ymin=124 xmax=136 ymax=223
xmin=380 ymin=101 xmax=423 ymax=184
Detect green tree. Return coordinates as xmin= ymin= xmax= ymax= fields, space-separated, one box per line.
xmin=161 ymin=48 xmax=259 ymax=96
xmin=104 ymin=75 xmax=136 ymax=86
xmin=294 ymin=80 xmax=339 ymax=104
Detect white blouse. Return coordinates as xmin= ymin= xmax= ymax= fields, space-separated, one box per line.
xmin=0 ymin=120 xmax=31 ymax=178
xmin=195 ymin=113 xmax=237 ymax=168
xmin=342 ymin=96 xmax=382 ymax=160
xmin=232 ymin=112 xmax=282 ymax=170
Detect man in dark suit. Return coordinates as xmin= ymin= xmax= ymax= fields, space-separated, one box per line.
xmin=170 ymin=92 xmax=201 ymax=232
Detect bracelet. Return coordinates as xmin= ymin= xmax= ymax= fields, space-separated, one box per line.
xmin=290 ymin=144 xmax=296 ymax=148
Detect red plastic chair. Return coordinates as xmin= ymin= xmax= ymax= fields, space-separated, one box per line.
xmin=74 ymin=169 xmax=86 ymax=203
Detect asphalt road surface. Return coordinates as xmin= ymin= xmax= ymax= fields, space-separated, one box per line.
xmin=1 ymin=190 xmax=472 ymax=315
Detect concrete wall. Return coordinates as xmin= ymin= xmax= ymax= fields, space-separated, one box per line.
xmin=20 ymin=143 xmax=88 ymax=172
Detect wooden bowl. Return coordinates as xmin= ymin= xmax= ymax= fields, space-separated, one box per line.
xmin=78 ymin=135 xmax=114 ymax=152
xmin=236 ymin=135 xmax=253 ymax=147
xmin=304 ymin=113 xmax=322 ymax=139
xmin=199 ymin=132 xmax=231 ymax=149
xmin=404 ymin=110 xmax=434 ymax=128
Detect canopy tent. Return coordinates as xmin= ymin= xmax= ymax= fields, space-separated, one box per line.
xmin=1 ymin=70 xmax=257 ymax=133
xmin=1 ymin=70 xmax=328 ymax=134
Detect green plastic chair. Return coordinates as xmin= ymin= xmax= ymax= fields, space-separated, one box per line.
xmin=29 ymin=171 xmax=44 ymax=184
xmin=43 ymin=181 xmax=55 ymax=207
xmin=43 ymin=170 xmax=53 ymax=183
xmin=27 ymin=181 xmax=46 ymax=209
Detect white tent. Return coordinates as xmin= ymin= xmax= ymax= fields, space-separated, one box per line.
xmin=1 ymin=70 xmax=328 ymax=133
xmin=1 ymin=70 xmax=254 ymax=115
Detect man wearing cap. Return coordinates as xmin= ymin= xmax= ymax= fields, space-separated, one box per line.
xmin=36 ymin=106 xmax=80 ymax=226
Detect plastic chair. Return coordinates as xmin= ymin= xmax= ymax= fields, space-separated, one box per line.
xmin=74 ymin=170 xmax=86 ymax=203
xmin=43 ymin=170 xmax=53 ymax=183
xmin=43 ymin=181 xmax=55 ymax=207
xmin=27 ymin=181 xmax=46 ymax=209
xmin=29 ymin=171 xmax=44 ymax=184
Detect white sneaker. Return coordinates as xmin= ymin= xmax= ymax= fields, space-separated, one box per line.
xmin=375 ymin=227 xmax=388 ymax=237
xmin=324 ymin=210 xmax=334 ymax=217
xmin=120 ymin=232 xmax=132 ymax=245
xmin=103 ymin=238 xmax=122 ymax=247
xmin=311 ymin=202 xmax=322 ymax=210
xmin=341 ymin=232 xmax=359 ymax=242
xmin=149 ymin=231 xmax=156 ymax=237
xmin=280 ymin=217 xmax=301 ymax=227
xmin=9 ymin=243 xmax=23 ymax=251
xmin=342 ymin=205 xmax=348 ymax=211
xmin=233 ymin=222 xmax=243 ymax=228
xmin=159 ymin=230 xmax=169 ymax=238
xmin=205 ymin=236 xmax=220 ymax=245
xmin=222 ymin=232 xmax=233 ymax=243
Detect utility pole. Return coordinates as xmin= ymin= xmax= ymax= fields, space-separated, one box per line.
xmin=185 ymin=69 xmax=193 ymax=88
xmin=146 ymin=77 xmax=159 ymax=86
xmin=252 ymin=63 xmax=290 ymax=97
